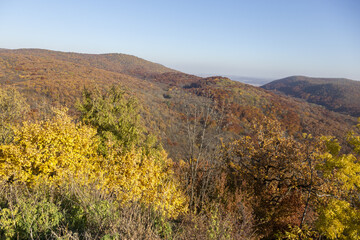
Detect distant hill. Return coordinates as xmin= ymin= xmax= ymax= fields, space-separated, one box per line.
xmin=0 ymin=49 xmax=358 ymax=159
xmin=262 ymin=76 xmax=360 ymax=117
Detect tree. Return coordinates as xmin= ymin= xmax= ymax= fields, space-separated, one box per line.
xmin=0 ymin=107 xmax=99 ymax=186
xmin=174 ymin=91 xmax=229 ymax=211
xmin=315 ymin=129 xmax=360 ymax=239
xmin=222 ymin=117 xmax=360 ymax=239
xmin=76 ymin=86 xmax=143 ymax=154
xmin=221 ymin=117 xmax=321 ymax=238
xmin=76 ymin=86 xmax=188 ymax=217
xmin=0 ymin=107 xmax=187 ymax=218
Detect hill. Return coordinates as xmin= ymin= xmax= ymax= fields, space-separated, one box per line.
xmin=0 ymin=49 xmax=358 ymax=160
xmin=0 ymin=48 xmax=175 ymax=76
xmin=1 ymin=49 xmax=360 ymax=239
xmin=262 ymin=76 xmax=360 ymax=117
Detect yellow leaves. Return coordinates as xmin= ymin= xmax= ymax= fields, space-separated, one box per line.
xmin=347 ymin=122 xmax=360 ymax=155
xmin=179 ymin=159 xmax=187 ymax=168
xmin=316 ymin=199 xmax=360 ymax=239
xmin=320 ymin=136 xmax=341 ymax=156
xmin=0 ymin=108 xmax=98 ymax=186
xmin=0 ymin=108 xmax=187 ymax=218
xmin=302 ymin=132 xmax=312 ymax=139
xmin=315 ymin=131 xmax=360 ymax=239
xmin=100 ymin=147 xmax=187 ymax=218
xmin=318 ymin=137 xmax=360 ymax=192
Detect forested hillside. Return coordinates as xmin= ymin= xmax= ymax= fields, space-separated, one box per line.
xmin=0 ymin=49 xmax=357 ymax=158
xmin=262 ymin=76 xmax=360 ymax=117
xmin=1 ymin=49 xmax=360 ymax=239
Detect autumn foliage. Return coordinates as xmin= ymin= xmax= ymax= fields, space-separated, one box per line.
xmin=219 ymin=117 xmax=360 ymax=239
xmin=1 ymin=49 xmax=360 ymax=239
xmin=0 ymin=108 xmax=187 ymax=218
xmin=0 ymin=108 xmax=98 ymax=186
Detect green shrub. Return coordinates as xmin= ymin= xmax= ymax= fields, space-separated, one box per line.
xmin=0 ymin=185 xmax=63 ymax=239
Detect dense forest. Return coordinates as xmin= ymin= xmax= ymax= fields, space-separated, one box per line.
xmin=0 ymin=49 xmax=360 ymax=239
xmin=262 ymin=76 xmax=360 ymax=117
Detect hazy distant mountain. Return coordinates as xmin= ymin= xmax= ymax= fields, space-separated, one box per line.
xmin=224 ymin=75 xmax=273 ymax=86
xmin=262 ymin=76 xmax=360 ymax=117
xmin=197 ymin=74 xmax=272 ymax=86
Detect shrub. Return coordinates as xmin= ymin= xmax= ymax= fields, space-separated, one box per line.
xmin=0 ymin=107 xmax=187 ymax=219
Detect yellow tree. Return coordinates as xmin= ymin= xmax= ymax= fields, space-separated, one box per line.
xmin=0 ymin=107 xmax=98 ymax=185
xmin=100 ymin=145 xmax=187 ymax=218
xmin=0 ymin=108 xmax=187 ymax=218
xmin=315 ymin=128 xmax=360 ymax=239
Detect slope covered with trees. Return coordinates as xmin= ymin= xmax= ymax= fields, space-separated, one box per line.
xmin=1 ymin=87 xmax=359 ymax=239
xmin=2 ymin=49 xmax=358 ymax=158
xmin=262 ymin=76 xmax=360 ymax=117
xmin=1 ymin=49 xmax=360 ymax=239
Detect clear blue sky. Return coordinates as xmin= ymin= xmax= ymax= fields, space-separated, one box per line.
xmin=1 ymin=0 xmax=359 ymax=80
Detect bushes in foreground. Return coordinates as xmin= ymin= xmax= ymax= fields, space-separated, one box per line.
xmin=0 ymin=107 xmax=187 ymax=219
xmin=0 ymin=87 xmax=188 ymax=239
xmin=0 ymin=181 xmax=165 ymax=239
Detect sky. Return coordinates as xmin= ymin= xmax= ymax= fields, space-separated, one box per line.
xmin=0 ymin=0 xmax=359 ymax=80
